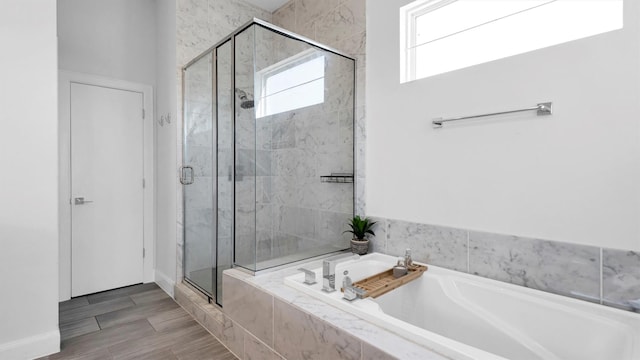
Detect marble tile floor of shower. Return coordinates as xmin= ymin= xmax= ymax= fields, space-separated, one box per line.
xmin=39 ymin=283 xmax=237 ymax=360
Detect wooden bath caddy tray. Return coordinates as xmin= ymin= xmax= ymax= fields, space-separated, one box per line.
xmin=343 ymin=264 xmax=428 ymax=299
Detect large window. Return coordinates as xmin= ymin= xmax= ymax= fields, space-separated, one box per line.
xmin=256 ymin=51 xmax=325 ymax=118
xmin=400 ymin=0 xmax=623 ymax=83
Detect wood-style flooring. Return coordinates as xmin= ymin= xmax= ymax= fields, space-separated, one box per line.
xmin=38 ymin=283 xmax=236 ymax=360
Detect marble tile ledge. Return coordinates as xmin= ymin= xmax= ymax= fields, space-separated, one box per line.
xmin=225 ymin=263 xmax=450 ymax=360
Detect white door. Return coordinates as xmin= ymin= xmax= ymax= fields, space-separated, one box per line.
xmin=71 ymin=83 xmax=144 ymax=297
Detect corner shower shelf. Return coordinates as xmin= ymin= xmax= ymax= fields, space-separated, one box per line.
xmin=320 ymin=173 xmax=354 ymax=183
xmin=342 ymin=264 xmax=428 ymax=299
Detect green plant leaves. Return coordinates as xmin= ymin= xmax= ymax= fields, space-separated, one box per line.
xmin=345 ymin=215 xmax=376 ymax=240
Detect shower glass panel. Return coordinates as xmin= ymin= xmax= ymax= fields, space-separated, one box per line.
xmin=234 ymin=26 xmax=258 ymax=272
xmin=233 ymin=24 xmax=356 ymax=272
xmin=183 ymin=19 xmax=355 ymax=304
xmin=216 ymin=40 xmax=233 ymax=304
xmin=183 ymin=52 xmax=215 ymax=297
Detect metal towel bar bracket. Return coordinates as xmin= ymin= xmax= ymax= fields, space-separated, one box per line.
xmin=432 ymin=102 xmax=553 ymax=128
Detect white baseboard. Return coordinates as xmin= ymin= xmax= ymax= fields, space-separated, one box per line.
xmin=0 ymin=330 xmax=60 ymax=360
xmin=155 ymin=270 xmax=175 ymax=298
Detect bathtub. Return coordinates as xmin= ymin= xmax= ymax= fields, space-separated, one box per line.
xmin=284 ymin=253 xmax=640 ymax=360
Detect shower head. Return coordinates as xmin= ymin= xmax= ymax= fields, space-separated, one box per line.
xmin=241 ymin=99 xmax=254 ymax=109
xmin=235 ymin=89 xmax=255 ymax=109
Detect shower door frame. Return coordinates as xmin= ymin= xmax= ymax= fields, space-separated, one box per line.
xmin=182 ymin=18 xmax=358 ymax=305
xmin=181 ymin=51 xmax=218 ymax=304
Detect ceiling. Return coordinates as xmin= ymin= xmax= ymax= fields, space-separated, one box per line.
xmin=243 ymin=0 xmax=290 ymax=12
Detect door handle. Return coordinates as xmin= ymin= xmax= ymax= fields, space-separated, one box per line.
xmin=74 ymin=197 xmax=94 ymax=205
xmin=179 ymin=165 xmax=194 ymax=185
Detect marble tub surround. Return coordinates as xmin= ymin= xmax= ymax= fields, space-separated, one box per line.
xmin=222 ymin=274 xmax=273 ymax=345
xmin=603 ymin=249 xmax=640 ymax=311
xmin=226 ymin=267 xmax=449 ymax=360
xmin=175 ymin=283 xmax=249 ymax=359
xmin=370 ymin=216 xmax=640 ymax=312
xmin=175 ymin=267 xmax=449 ymax=360
xmin=386 ymin=219 xmax=468 ymax=272
xmin=273 ymin=297 xmax=362 ymax=360
xmin=469 ymin=231 xmax=601 ymax=301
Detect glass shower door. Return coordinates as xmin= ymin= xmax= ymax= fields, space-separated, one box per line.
xmin=182 ymin=52 xmax=216 ymax=298
xmin=181 ymin=19 xmax=355 ymax=302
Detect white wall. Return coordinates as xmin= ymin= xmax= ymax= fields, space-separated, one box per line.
xmin=367 ymin=0 xmax=640 ymax=251
xmin=155 ymin=0 xmax=178 ymax=296
xmin=57 ymin=0 xmax=157 ymax=86
xmin=0 ymin=0 xmax=60 ymax=358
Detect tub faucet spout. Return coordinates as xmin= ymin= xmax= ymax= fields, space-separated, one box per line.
xmin=322 ymin=253 xmax=360 ymax=292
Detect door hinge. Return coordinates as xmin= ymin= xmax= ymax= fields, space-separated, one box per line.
xmin=143 ymin=248 xmax=146 ymax=258
xmin=143 ymin=178 xmax=146 ymax=188
xmin=142 ymin=109 xmax=146 ymax=119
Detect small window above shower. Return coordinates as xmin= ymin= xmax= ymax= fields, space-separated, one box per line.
xmin=255 ymin=50 xmax=325 ymax=118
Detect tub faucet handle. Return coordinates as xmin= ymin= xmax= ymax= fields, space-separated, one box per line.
xmin=298 ymin=268 xmax=316 ymax=285
xmin=342 ymin=270 xmax=358 ymax=301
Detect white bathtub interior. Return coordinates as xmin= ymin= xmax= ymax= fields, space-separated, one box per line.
xmin=285 ymin=253 xmax=640 ymax=360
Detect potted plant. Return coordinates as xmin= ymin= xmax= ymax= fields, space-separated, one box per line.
xmin=344 ymin=215 xmax=377 ymax=255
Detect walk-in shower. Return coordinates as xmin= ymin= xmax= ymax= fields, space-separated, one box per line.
xmin=181 ymin=19 xmax=356 ymax=305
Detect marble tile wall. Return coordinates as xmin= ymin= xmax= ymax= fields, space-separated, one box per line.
xmin=176 ymin=0 xmax=272 ymax=68
xmin=272 ymin=0 xmax=366 ymax=217
xmin=469 ymin=231 xmax=600 ymax=301
xmin=242 ymin=0 xmax=364 ymax=266
xmin=371 ymin=216 xmax=640 ymax=312
xmin=232 ymin=23 xmax=356 ymax=267
xmin=603 ymin=249 xmax=640 ymax=311
xmin=386 ymin=220 xmax=468 ymax=273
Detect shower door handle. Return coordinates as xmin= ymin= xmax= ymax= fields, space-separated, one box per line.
xmin=179 ymin=166 xmax=194 ymax=185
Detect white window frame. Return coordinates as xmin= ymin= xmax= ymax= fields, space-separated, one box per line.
xmin=256 ymin=49 xmax=325 ymax=118
xmin=401 ymin=0 xmax=456 ymax=83
xmin=400 ymin=0 xmax=624 ymax=83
